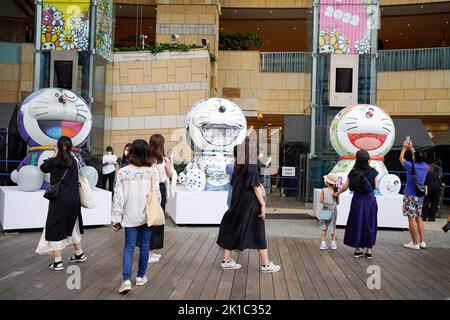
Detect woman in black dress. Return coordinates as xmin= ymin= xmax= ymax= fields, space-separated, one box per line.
xmin=217 ymin=137 xmax=280 ymax=273
xmin=35 ymin=136 xmax=86 ymax=271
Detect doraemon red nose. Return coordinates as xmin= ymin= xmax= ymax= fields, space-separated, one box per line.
xmin=365 ymin=110 xmax=373 ymax=118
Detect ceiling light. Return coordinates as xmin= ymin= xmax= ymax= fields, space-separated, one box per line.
xmin=446 ymin=21 xmax=449 ymax=24
xmin=385 ymin=39 xmax=389 ymax=42
xmin=119 ymin=5 xmax=122 ymax=8
xmin=407 ymin=23 xmax=410 ymax=27
xmin=257 ymin=27 xmax=260 ymax=30
xmin=269 ymin=10 xmax=273 ymax=13
xmin=400 ymin=32 xmax=403 ymax=35
xmin=421 ymin=5 xmax=424 ymax=8
xmin=293 ymin=27 xmax=297 ymax=30
xmin=234 ymin=10 xmax=237 ymax=13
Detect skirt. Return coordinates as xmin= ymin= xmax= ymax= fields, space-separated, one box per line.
xmin=343 ymin=192 xmax=378 ymax=249
xmin=35 ymin=218 xmax=81 ymax=255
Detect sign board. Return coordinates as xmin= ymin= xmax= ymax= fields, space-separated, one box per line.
xmin=282 ymin=167 xmax=296 ymax=177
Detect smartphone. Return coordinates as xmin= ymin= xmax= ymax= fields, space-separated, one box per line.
xmin=405 ymin=135 xmax=411 ymax=145
xmin=443 ymin=222 xmax=450 ymax=233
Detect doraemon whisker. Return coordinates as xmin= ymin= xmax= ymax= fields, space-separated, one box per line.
xmin=346 ymin=126 xmax=358 ymax=131
xmin=382 ymin=127 xmax=391 ymax=132
xmin=34 ymin=112 xmax=49 ymax=117
xmin=76 ymin=113 xmax=87 ymax=120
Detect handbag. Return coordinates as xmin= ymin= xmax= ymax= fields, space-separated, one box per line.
xmin=146 ymin=175 xmax=165 ymax=227
xmin=74 ymin=158 xmax=95 ymax=209
xmin=411 ymin=160 xmax=427 ymax=196
xmin=319 ymin=203 xmax=334 ymax=221
xmin=43 ymin=168 xmax=68 ymax=200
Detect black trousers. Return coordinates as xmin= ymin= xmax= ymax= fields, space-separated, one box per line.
xmin=422 ymin=188 xmax=440 ymax=221
xmin=150 ymin=183 xmax=166 ymax=250
xmin=102 ymin=171 xmax=115 ymax=192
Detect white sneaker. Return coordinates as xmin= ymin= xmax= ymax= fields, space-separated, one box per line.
xmin=330 ymin=241 xmax=337 ymax=250
xmin=403 ymin=241 xmax=420 ymax=250
xmin=152 ymin=253 xmax=162 ymax=259
xmin=220 ymin=259 xmax=241 ymax=270
xmin=260 ymin=261 xmax=281 ymax=273
xmin=136 ymin=275 xmax=148 ymax=286
xmin=419 ymin=242 xmax=427 ymax=249
xmin=118 ymin=280 xmax=132 ymax=294
xmin=148 ymin=254 xmax=160 ymax=263
xmin=320 ymin=241 xmax=327 ymax=251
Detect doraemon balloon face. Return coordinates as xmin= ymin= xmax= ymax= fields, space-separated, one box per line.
xmin=330 ymin=104 xmax=395 ymax=177
xmin=185 ymin=98 xmax=247 ymax=152
xmin=18 ymin=88 xmax=92 ymax=147
xmin=330 ymin=104 xmax=395 ymax=157
xmin=14 ymin=88 xmax=92 ymax=191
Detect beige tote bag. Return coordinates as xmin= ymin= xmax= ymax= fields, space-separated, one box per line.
xmin=75 ymin=158 xmax=95 ymax=209
xmin=146 ymin=175 xmax=165 ymax=227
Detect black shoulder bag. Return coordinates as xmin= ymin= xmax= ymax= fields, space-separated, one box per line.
xmin=411 ymin=160 xmax=427 ymax=197
xmin=43 ymin=168 xmax=69 ymax=200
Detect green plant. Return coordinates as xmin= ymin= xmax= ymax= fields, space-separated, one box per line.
xmin=219 ymin=32 xmax=263 ymax=50
xmin=209 ymin=53 xmax=217 ymax=63
xmin=113 ymin=42 xmax=204 ymax=54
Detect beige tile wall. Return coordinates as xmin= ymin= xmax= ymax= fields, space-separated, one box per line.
xmin=111 ymin=50 xmax=210 ymax=156
xmin=218 ymin=50 xmax=311 ymax=115
xmin=0 ymin=43 xmax=34 ymax=103
xmin=377 ymin=70 xmax=450 ymax=115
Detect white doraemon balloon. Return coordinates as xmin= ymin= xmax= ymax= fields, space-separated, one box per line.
xmin=183 ymin=98 xmax=247 ymax=191
xmin=330 ymin=104 xmax=395 ymax=176
xmin=185 ymin=98 xmax=247 ymax=152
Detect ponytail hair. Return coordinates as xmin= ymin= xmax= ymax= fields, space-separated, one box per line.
xmin=56 ymin=136 xmax=73 ymax=168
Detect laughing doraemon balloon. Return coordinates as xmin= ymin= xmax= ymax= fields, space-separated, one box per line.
xmin=13 ymin=88 xmax=92 ymax=191
xmin=183 ymin=98 xmax=247 ymax=191
xmin=330 ymin=104 xmax=395 ymax=176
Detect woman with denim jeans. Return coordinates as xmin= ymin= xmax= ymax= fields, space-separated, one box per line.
xmin=111 ymin=139 xmax=161 ymax=294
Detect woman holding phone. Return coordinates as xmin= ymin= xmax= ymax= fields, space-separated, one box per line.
xmin=111 ymin=139 xmax=160 ymax=294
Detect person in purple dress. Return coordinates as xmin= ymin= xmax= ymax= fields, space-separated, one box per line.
xmin=335 ymin=150 xmax=379 ymax=259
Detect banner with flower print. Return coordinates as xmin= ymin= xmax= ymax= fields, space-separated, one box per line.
xmin=319 ymin=0 xmax=379 ymax=54
xmin=41 ymin=0 xmax=90 ymax=51
xmin=95 ymin=0 xmax=113 ymax=62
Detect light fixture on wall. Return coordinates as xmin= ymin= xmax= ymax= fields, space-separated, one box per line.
xmin=257 ymin=112 xmax=264 ymax=121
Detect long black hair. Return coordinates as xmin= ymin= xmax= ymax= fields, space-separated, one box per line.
xmin=349 ymin=150 xmax=371 ymax=190
xmin=121 ymin=143 xmax=132 ymax=163
xmin=129 ymin=139 xmax=152 ymax=167
xmin=55 ymin=136 xmax=73 ymax=168
xmin=149 ymin=134 xmax=165 ymax=164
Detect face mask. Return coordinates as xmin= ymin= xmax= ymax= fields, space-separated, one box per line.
xmin=124 ymin=150 xmax=129 ymax=156
xmin=107 ymin=151 xmax=112 ymax=155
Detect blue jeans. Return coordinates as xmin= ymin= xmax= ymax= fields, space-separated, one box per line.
xmin=123 ymin=225 xmax=152 ymax=281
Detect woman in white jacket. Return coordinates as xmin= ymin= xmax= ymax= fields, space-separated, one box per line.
xmin=111 ymin=139 xmax=160 ymax=294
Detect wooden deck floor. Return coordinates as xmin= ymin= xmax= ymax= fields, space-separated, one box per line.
xmin=0 ymin=228 xmax=449 ymax=300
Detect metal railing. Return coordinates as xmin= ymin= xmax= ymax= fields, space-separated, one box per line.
xmin=377 ymin=47 xmax=450 ymax=71
xmin=260 ymin=52 xmax=311 ymax=73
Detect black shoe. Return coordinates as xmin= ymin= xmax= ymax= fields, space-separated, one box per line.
xmin=69 ymin=253 xmax=87 ymax=263
xmin=49 ymin=261 xmax=64 ymax=271
xmin=353 ymin=251 xmax=364 ymax=258
xmin=365 ymin=252 xmax=372 ymax=259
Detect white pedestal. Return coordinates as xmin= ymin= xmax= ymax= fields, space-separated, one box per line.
xmin=166 ymin=185 xmax=228 ymax=224
xmin=0 ymin=186 xmax=111 ymax=230
xmin=313 ymin=188 xmax=408 ymax=229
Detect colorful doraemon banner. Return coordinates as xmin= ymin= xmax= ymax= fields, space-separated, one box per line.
xmin=41 ymin=0 xmax=90 ymax=51
xmin=319 ymin=0 xmax=378 ymax=54
xmin=95 ymin=0 xmax=113 ymax=62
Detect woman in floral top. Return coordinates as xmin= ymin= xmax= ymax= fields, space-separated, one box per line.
xmin=111 ymin=139 xmax=160 ymax=294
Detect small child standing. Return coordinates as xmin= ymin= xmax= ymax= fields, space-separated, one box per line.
xmin=319 ymin=173 xmax=339 ymax=250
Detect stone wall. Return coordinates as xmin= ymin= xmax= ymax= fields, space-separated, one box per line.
xmin=218 ymin=50 xmax=311 ymax=116
xmin=111 ymin=49 xmax=210 ymax=158
xmin=376 ymin=70 xmax=450 ymax=115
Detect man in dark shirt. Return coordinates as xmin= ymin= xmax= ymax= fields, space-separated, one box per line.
xmin=423 ymin=165 xmax=441 ymax=221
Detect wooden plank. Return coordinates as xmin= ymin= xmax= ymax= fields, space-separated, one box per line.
xmin=259 ymin=239 xmax=275 ymax=300
xmin=199 ymin=244 xmax=225 ymax=300
xmin=334 ymin=243 xmax=392 ymax=300
xmin=129 ymin=232 xmax=199 ymax=300
xmin=229 ymin=250 xmax=249 ymax=300
xmin=214 ymin=251 xmax=238 ymax=300
xmin=183 ymin=236 xmax=221 ymax=300
xmin=376 ymin=242 xmax=450 ymax=297
xmin=276 ymin=237 xmax=305 ymax=299
xmin=169 ymin=233 xmax=217 ymax=300
xmin=304 ymin=238 xmax=362 ymax=300
xmin=245 ymin=249 xmax=261 ymax=300
xmin=290 ymin=237 xmax=333 ymax=299
xmin=321 ymin=240 xmax=378 ymax=300
xmin=0 ymin=228 xmax=114 ymax=298
xmin=266 ymin=237 xmax=289 ymax=300
xmin=154 ymin=232 xmax=209 ymax=300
